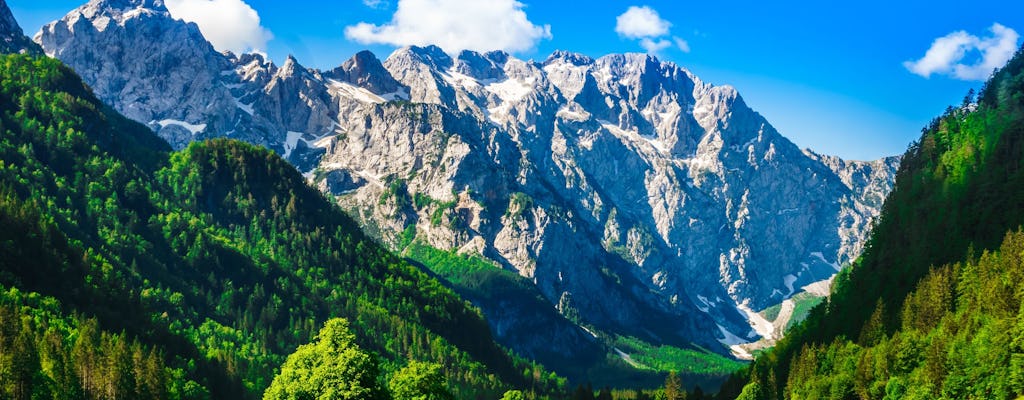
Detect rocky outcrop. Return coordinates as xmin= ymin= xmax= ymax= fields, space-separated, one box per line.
xmin=0 ymin=0 xmax=41 ymax=55
xmin=36 ymin=0 xmax=899 ymax=366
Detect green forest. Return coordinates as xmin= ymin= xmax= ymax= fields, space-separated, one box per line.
xmin=0 ymin=54 xmax=563 ymax=399
xmin=724 ymin=44 xmax=1024 ymax=399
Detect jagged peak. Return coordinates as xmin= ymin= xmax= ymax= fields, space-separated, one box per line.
xmin=454 ymin=50 xmax=509 ymax=80
xmin=348 ymin=50 xmax=381 ymax=66
xmin=84 ymin=0 xmax=167 ymax=13
xmin=595 ymin=52 xmax=662 ymax=71
xmin=325 ymin=49 xmax=404 ymax=95
xmin=333 ymin=50 xmax=390 ymax=78
xmin=275 ymin=54 xmax=308 ymax=78
xmin=544 ymin=50 xmax=594 ymax=66
xmin=48 ymin=0 xmax=173 ymax=31
xmin=387 ymin=45 xmax=453 ymax=70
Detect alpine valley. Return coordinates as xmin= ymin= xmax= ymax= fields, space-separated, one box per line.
xmin=0 ymin=0 xmax=965 ymax=398
xmin=24 ymin=0 xmax=904 ymax=385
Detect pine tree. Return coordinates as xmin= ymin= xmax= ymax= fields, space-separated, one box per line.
xmin=11 ymin=319 xmax=41 ymax=400
xmin=72 ymin=318 xmax=100 ymax=397
xmin=664 ymin=371 xmax=682 ymax=400
xmin=571 ymin=384 xmax=594 ymax=400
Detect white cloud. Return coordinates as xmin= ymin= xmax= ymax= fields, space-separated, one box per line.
xmin=615 ymin=6 xmax=690 ymax=56
xmin=164 ymin=0 xmax=273 ymax=54
xmin=674 ymin=36 xmax=690 ymax=53
xmin=363 ymin=0 xmax=388 ymax=8
xmin=904 ymin=23 xmax=1020 ymax=81
xmin=615 ymin=6 xmax=670 ymax=39
xmin=344 ymin=0 xmax=551 ymax=54
xmin=639 ymin=38 xmax=671 ymax=55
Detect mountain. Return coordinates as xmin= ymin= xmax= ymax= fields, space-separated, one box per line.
xmin=727 ymin=46 xmax=1024 ymax=399
xmin=0 ymin=11 xmax=556 ymax=397
xmin=0 ymin=0 xmax=40 ymax=54
xmin=34 ymin=0 xmax=898 ymax=374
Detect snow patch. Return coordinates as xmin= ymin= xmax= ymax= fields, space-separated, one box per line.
xmin=485 ymin=77 xmax=535 ymax=103
xmin=381 ymin=88 xmax=409 ymax=101
xmin=810 ymin=251 xmax=841 ymax=271
xmin=328 ymin=79 xmax=386 ymax=103
xmin=695 ymin=295 xmax=711 ymax=313
xmin=737 ymin=304 xmax=775 ymax=340
xmin=783 ymin=274 xmax=797 ymax=296
xmin=283 ymin=131 xmax=304 ymax=159
xmin=556 ymin=105 xmax=589 ymax=121
xmin=443 ymin=70 xmax=493 ymax=90
xmin=91 ymin=16 xmax=111 ymax=32
xmin=599 ymin=120 xmax=668 ymax=154
xmin=716 ymin=324 xmax=747 ymax=346
xmin=235 ymin=98 xmax=254 ymax=115
xmin=156 ymin=119 xmax=206 ymax=135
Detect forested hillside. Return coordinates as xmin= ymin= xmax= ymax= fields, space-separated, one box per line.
xmin=728 ymin=44 xmax=1024 ymax=399
xmin=0 ymin=54 xmax=559 ymax=399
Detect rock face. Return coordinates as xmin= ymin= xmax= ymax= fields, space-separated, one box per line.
xmin=37 ymin=0 xmax=899 ymax=366
xmin=0 ymin=0 xmax=41 ymax=55
xmin=33 ymin=0 xmax=338 ymax=171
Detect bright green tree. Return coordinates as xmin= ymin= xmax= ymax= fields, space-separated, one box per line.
xmin=663 ymin=371 xmax=682 ymax=400
xmin=500 ymin=390 xmax=525 ymax=400
xmin=263 ymin=319 xmax=385 ymax=400
xmin=388 ymin=361 xmax=453 ymax=400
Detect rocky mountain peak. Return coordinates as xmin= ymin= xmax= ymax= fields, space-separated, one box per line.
xmin=277 ymin=54 xmax=305 ymax=77
xmin=544 ymin=50 xmax=594 ymax=67
xmin=0 ymin=0 xmax=41 ymax=55
xmin=78 ymin=0 xmax=168 ymax=20
xmin=326 ymin=50 xmax=404 ymax=95
xmin=391 ymin=44 xmax=453 ymax=70
xmin=454 ymin=50 xmax=508 ymax=81
xmin=383 ymin=45 xmax=459 ymax=106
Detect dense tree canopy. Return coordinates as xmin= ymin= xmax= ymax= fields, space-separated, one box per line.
xmin=264 ymin=319 xmax=386 ymax=400
xmin=388 ymin=360 xmax=454 ymax=400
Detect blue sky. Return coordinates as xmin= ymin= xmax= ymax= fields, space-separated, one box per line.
xmin=9 ymin=0 xmax=1024 ymax=161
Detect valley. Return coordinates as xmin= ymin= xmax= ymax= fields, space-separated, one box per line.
xmin=30 ymin=0 xmax=897 ymax=380
xmin=3 ymin=0 xmax=1023 ymax=399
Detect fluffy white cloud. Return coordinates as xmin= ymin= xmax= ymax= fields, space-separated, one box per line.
xmin=615 ymin=6 xmax=690 ymax=56
xmin=615 ymin=6 xmax=670 ymax=39
xmin=344 ymin=0 xmax=551 ymax=54
xmin=362 ymin=0 xmax=388 ymax=8
xmin=904 ymin=23 xmax=1020 ymax=81
xmin=639 ymin=38 xmax=671 ymax=54
xmin=164 ymin=0 xmax=273 ymax=54
xmin=673 ymin=36 xmax=690 ymax=53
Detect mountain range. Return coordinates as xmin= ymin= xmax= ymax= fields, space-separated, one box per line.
xmin=31 ymin=0 xmax=899 ymax=371
xmin=0 ymin=0 xmax=555 ymax=397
